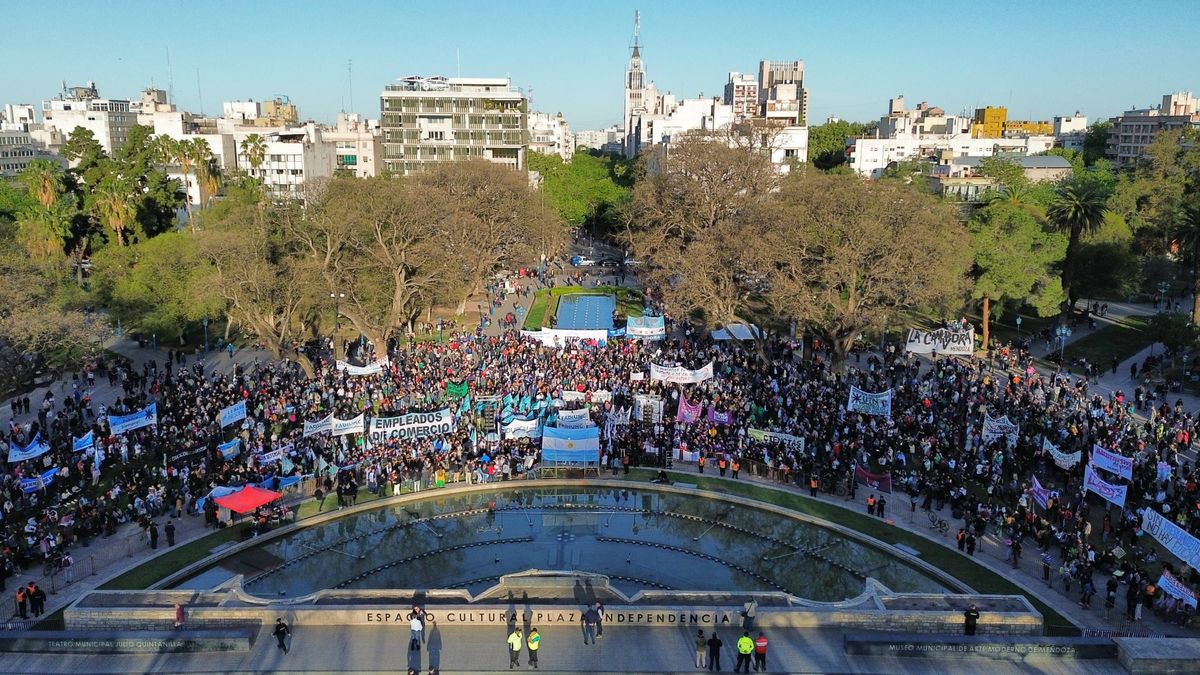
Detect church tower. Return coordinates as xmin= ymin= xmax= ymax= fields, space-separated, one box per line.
xmin=623 ymin=11 xmax=647 ymax=157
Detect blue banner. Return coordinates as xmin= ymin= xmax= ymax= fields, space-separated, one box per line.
xmin=219 ymin=400 xmax=248 ymax=428
xmin=73 ymin=431 xmax=95 ymax=453
xmin=218 ymin=438 xmax=242 ymax=460
xmin=9 ymin=433 xmax=52 ymax=463
xmin=21 ymin=468 xmax=59 ymax=493
xmin=108 ymin=403 xmax=158 ymax=435
xmin=626 ymin=315 xmax=666 ymax=340
xmin=607 ymin=327 xmax=626 ymax=338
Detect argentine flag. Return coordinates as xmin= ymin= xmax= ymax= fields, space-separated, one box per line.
xmin=541 ymin=426 xmax=600 ymax=464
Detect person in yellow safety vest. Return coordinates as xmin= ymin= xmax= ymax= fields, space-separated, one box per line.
xmin=735 ymin=631 xmax=754 ymax=673
xmin=507 ymin=627 xmax=523 ymax=669
xmin=754 ymin=631 xmax=768 ymax=671
xmin=526 ymin=627 xmax=541 ymax=669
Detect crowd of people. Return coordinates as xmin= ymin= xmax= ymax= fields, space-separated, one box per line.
xmin=2 ymin=267 xmax=1199 ymax=630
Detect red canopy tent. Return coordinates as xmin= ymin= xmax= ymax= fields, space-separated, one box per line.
xmin=214 ymin=485 xmax=283 ymax=514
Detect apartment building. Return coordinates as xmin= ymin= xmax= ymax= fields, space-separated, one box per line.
xmin=42 ymin=82 xmax=136 ymax=155
xmin=379 ymin=76 xmax=528 ymax=175
xmin=1107 ymin=92 xmax=1200 ymax=166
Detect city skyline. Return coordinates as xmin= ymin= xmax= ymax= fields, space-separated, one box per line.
xmin=2 ymin=0 xmax=1199 ymax=130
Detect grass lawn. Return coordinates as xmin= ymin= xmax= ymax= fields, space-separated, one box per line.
xmin=98 ymin=527 xmax=243 ymax=591
xmin=524 ymin=286 xmax=644 ymax=331
xmin=1056 ymin=315 xmax=1151 ymax=367
xmin=623 ymin=469 xmax=1079 ymax=637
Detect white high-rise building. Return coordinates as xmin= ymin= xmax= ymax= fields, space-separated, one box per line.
xmin=42 ymin=82 xmax=136 ymax=156
xmin=528 ymin=111 xmax=573 ymax=162
xmin=723 ymin=72 xmax=758 ymax=121
xmin=325 ymin=112 xmax=382 ymax=178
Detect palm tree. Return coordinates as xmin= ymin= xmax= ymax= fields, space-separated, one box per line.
xmin=18 ymin=159 xmax=66 ymax=208
xmin=1047 ymin=181 xmax=1108 ymax=314
xmin=1174 ymin=202 xmax=1200 ymax=324
xmin=152 ymin=135 xmax=196 ymax=225
xmin=188 ymin=138 xmax=218 ymax=208
xmin=240 ymin=133 xmax=266 ymax=180
xmin=92 ymin=179 xmax=135 ymax=246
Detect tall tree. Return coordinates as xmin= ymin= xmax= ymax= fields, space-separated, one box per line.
xmin=806 ymin=120 xmax=876 ymax=170
xmin=1173 ymin=202 xmax=1200 ymax=324
xmin=240 ymin=133 xmax=267 ymax=178
xmin=1047 ymin=181 xmax=1109 ymax=311
xmin=18 ymin=158 xmax=66 ymax=208
xmin=764 ymin=173 xmax=970 ymax=366
xmin=90 ymin=176 xmax=136 ymax=246
xmin=969 ymin=203 xmax=1067 ymax=348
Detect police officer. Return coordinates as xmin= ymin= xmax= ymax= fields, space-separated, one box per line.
xmin=964 ymin=604 xmax=980 ymax=636
xmin=735 ymin=631 xmax=754 ymax=672
xmin=753 ymin=631 xmax=768 ymax=672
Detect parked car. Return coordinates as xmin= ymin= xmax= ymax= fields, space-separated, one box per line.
xmin=570 ymin=255 xmax=597 ymax=267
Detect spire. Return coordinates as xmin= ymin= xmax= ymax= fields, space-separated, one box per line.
xmin=630 ymin=10 xmax=641 ymax=58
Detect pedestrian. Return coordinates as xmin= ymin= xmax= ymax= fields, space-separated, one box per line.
xmin=956 ymin=528 xmax=966 ymax=552
xmin=581 ymin=604 xmax=599 ymax=645
xmin=149 ymin=521 xmax=159 ymax=550
xmin=14 ymin=586 xmax=27 ymax=620
xmin=174 ymin=603 xmax=185 ymax=630
xmin=877 ymin=496 xmax=886 ymax=519
xmin=866 ymin=494 xmax=876 ymax=516
xmin=165 ymin=520 xmax=176 ymax=547
xmin=963 ymin=604 xmax=980 ymax=636
xmin=409 ymin=612 xmax=423 ymax=650
xmin=735 ymin=631 xmax=754 ymax=673
xmin=707 ymin=632 xmax=723 ymax=672
xmin=526 ymin=627 xmax=541 ymax=669
xmin=28 ymin=583 xmax=44 ymax=617
xmin=227 ymin=342 xmax=235 ymax=359
xmin=273 ymin=618 xmax=291 ymax=653
xmin=809 ymin=474 xmax=818 ymax=497
xmin=507 ymin=627 xmax=523 ymax=669
xmin=753 ymin=631 xmax=768 ymax=672
xmin=965 ymin=532 xmax=977 ymax=556
xmin=694 ymin=629 xmax=707 ymax=669
xmin=741 ymin=598 xmax=757 ymax=630
xmin=594 ymin=601 xmax=605 ymax=638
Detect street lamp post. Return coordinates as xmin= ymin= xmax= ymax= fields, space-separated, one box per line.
xmin=202 ymin=317 xmax=209 ymax=353
xmin=1159 ymin=282 xmax=1170 ymax=312
xmin=1055 ymin=325 xmax=1072 ymax=368
xmin=330 ymin=292 xmax=345 ymax=360
xmin=1015 ymin=316 xmax=1022 ymax=339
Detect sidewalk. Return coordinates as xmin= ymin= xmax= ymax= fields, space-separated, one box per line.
xmin=663 ymin=464 xmax=1197 ymax=638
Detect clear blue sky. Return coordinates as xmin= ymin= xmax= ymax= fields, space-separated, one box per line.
xmin=3 ymin=0 xmax=1197 ymax=131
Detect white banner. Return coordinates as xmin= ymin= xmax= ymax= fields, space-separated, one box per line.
xmin=650 ymin=362 xmax=714 ymax=385
xmin=8 ymin=433 xmax=51 ymax=463
xmin=1091 ymin=444 xmax=1133 ymax=480
xmin=521 ymin=328 xmax=609 ymax=348
xmin=847 ymin=386 xmax=892 ymax=416
xmin=1043 ymin=438 xmax=1080 ymax=469
xmin=336 ymin=358 xmax=390 ymax=376
xmin=1158 ymin=570 xmax=1199 ymax=609
xmin=219 ymin=400 xmax=247 ymax=428
xmin=748 ymin=428 xmax=806 ymax=454
xmin=303 ymin=413 xmax=333 ymax=437
xmin=503 ymin=417 xmax=542 ymax=439
xmin=1139 ymin=508 xmax=1200 ymax=572
xmin=332 ymin=414 xmax=365 ymax=437
xmin=982 ymin=414 xmax=1019 ymax=447
xmin=1084 ymin=464 xmax=1127 ymax=508
xmin=366 ymin=408 xmax=455 ymax=446
xmin=557 ymin=408 xmax=593 ymax=429
xmin=904 ymin=327 xmax=974 ymax=355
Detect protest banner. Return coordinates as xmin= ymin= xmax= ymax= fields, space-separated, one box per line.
xmin=1084 ymin=464 xmax=1127 ymax=508
xmin=1091 ymin=444 xmax=1133 ymax=480
xmin=20 ymin=468 xmax=58 ymax=494
xmin=73 ymin=431 xmax=95 ymax=453
xmin=649 ymin=362 xmax=714 ymax=385
xmin=854 ymin=465 xmax=892 ymax=493
xmin=626 ymin=314 xmax=666 ymax=340
xmin=847 ymin=386 xmax=892 ymax=417
xmin=446 ymin=380 xmax=469 ymax=399
xmin=542 ymin=426 xmax=601 ymax=465
xmin=8 ymin=434 xmax=51 ymax=463
xmin=217 ymin=438 xmax=241 ymax=460
xmin=336 ymin=358 xmax=389 ymax=376
xmin=748 ymin=428 xmax=806 ymax=454
xmin=982 ymin=414 xmax=1019 ymax=447
xmin=521 ymin=328 xmax=609 ymax=348
xmin=1157 ymin=569 xmax=1199 ymax=608
xmin=366 ymin=408 xmax=455 ymax=446
xmin=676 ymin=396 xmax=702 ymax=424
xmin=904 ymin=327 xmax=974 ymax=355
xmin=706 ymin=408 xmax=735 ymax=425
xmin=107 ymin=403 xmax=158 ymax=435
xmin=219 ymin=400 xmax=247 ymax=428
xmin=1139 ymin=508 xmax=1200 ymax=571
xmin=303 ymin=413 xmax=333 ymax=437
xmin=632 ymin=394 xmax=663 ymax=423
xmin=557 ymin=408 xmax=594 ymax=429
xmin=332 ymin=414 xmax=365 ymax=437
xmin=503 ymin=416 xmax=542 ymax=440
xmin=1043 ymin=437 xmax=1080 ymax=469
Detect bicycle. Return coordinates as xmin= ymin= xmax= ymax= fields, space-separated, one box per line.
xmin=928 ymin=511 xmax=949 ymax=535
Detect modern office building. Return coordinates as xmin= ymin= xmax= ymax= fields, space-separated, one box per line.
xmin=0 ymin=129 xmax=65 ymax=178
xmin=758 ymin=59 xmax=807 ymax=125
xmin=723 ymin=72 xmax=759 ymax=121
xmin=379 ymin=76 xmax=528 ymax=175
